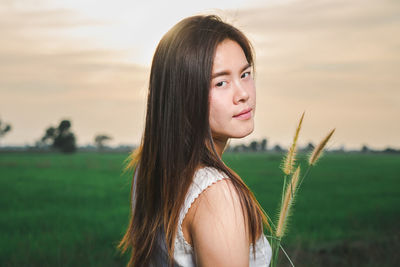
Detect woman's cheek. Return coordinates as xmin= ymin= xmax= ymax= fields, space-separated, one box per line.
xmin=209 ymin=94 xmax=226 ymax=130
xmin=208 ymin=94 xmax=218 ymax=126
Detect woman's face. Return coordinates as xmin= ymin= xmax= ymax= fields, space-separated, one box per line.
xmin=209 ymin=39 xmax=256 ymax=141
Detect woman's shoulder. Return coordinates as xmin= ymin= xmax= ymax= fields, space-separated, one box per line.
xmin=181 ymin=166 xmax=230 ymax=227
xmin=191 ymin=166 xmax=227 ymax=188
xmin=189 ymin=166 xmax=241 ymax=218
xmin=185 ymin=167 xmax=250 ymax=266
xmin=190 ymin=172 xmax=240 ymax=216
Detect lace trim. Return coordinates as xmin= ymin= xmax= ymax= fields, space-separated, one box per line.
xmin=176 ymin=167 xmax=226 ymax=251
xmin=174 ymin=166 xmax=272 ymax=262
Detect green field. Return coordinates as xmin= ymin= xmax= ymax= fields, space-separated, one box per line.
xmin=1 ymin=152 xmax=399 ymax=266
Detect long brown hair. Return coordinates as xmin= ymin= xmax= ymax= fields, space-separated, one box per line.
xmin=119 ymin=15 xmax=270 ymax=267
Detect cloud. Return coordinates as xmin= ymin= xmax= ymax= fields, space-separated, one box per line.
xmin=0 ymin=4 xmax=149 ymax=145
xmin=0 ymin=4 xmax=149 ymax=97
xmin=1 ymin=0 xmax=399 ymax=148
xmin=225 ymin=0 xmax=400 ymax=149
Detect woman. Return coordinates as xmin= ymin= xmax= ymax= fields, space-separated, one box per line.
xmin=119 ymin=15 xmax=272 ymax=267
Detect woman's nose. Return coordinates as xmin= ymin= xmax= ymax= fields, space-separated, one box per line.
xmin=233 ymin=81 xmax=250 ymax=104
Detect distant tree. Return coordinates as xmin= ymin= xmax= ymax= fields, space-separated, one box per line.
xmin=304 ymin=142 xmax=315 ymax=152
xmin=0 ymin=119 xmax=12 ymax=145
xmin=261 ymin=139 xmax=268 ymax=151
xmin=382 ymin=147 xmax=399 ymax=154
xmin=273 ymin=144 xmax=283 ymax=152
xmin=249 ymin=141 xmax=259 ymax=152
xmin=361 ymin=145 xmax=370 ymax=153
xmin=41 ymin=127 xmax=56 ymax=146
xmin=41 ymin=120 xmax=76 ymax=153
xmin=94 ymin=134 xmax=112 ymax=150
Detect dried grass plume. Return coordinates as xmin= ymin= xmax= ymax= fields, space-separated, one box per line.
xmin=276 ymin=166 xmax=301 ymax=238
xmin=308 ymin=128 xmax=336 ymax=166
xmin=282 ymin=112 xmax=305 ymax=175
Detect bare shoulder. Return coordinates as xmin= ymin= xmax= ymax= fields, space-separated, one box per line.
xmin=187 ymin=178 xmax=250 ymax=267
xmin=195 ymin=178 xmax=240 ymax=208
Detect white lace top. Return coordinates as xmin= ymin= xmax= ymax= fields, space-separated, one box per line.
xmin=133 ymin=167 xmax=272 ymax=266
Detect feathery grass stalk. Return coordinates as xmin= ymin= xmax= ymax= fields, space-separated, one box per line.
xmin=282 ymin=112 xmax=304 ymax=175
xmin=280 ymin=174 xmax=287 ymax=215
xmin=308 ymin=128 xmax=335 ymax=165
xmin=270 ymin=167 xmax=300 ymax=267
xmin=269 ymin=113 xmax=334 ymax=267
xmin=276 ymin=166 xmax=300 ymax=238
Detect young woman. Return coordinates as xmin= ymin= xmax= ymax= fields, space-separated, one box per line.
xmin=119 ymin=15 xmax=272 ymax=267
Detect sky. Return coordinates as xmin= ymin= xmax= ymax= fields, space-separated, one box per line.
xmin=0 ymin=0 xmax=399 ymax=150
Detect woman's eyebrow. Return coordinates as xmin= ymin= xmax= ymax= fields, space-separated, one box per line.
xmin=241 ymin=63 xmax=252 ymax=73
xmin=211 ymin=63 xmax=251 ymax=79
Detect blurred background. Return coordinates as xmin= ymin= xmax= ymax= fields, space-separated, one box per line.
xmin=0 ymin=0 xmax=399 ymax=266
xmin=1 ymin=0 xmax=399 ymax=150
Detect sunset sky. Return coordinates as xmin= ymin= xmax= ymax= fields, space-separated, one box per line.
xmin=0 ymin=0 xmax=399 ymax=150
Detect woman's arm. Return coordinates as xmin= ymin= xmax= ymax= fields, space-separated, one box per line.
xmin=188 ymin=178 xmax=250 ymax=267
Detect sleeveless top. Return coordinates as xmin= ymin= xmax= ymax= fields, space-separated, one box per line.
xmin=132 ymin=167 xmax=272 ymax=266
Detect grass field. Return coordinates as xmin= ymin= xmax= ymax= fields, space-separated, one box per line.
xmin=0 ymin=152 xmax=399 ymax=266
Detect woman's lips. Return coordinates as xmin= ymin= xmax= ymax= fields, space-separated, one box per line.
xmin=233 ymin=108 xmax=252 ymax=120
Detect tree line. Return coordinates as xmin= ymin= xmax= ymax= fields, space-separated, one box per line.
xmin=35 ymin=119 xmax=113 ymax=153
xmin=0 ymin=118 xmax=112 ymax=153
xmin=0 ymin=118 xmax=399 ymax=154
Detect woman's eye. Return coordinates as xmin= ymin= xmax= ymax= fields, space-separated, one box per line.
xmin=241 ymin=72 xmax=251 ymax=79
xmin=215 ymin=81 xmax=227 ymax=87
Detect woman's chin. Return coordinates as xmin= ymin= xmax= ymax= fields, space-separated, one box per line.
xmin=211 ymin=121 xmax=255 ymax=140
xmin=231 ymin=125 xmax=254 ymax=139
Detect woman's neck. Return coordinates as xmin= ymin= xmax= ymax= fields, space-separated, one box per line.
xmin=212 ymin=137 xmax=228 ymax=157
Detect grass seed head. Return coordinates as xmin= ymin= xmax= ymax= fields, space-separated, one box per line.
xmin=308 ymin=128 xmax=336 ymax=166
xmin=282 ymin=112 xmax=304 ymax=175
xmin=276 ymin=166 xmax=301 ymax=238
